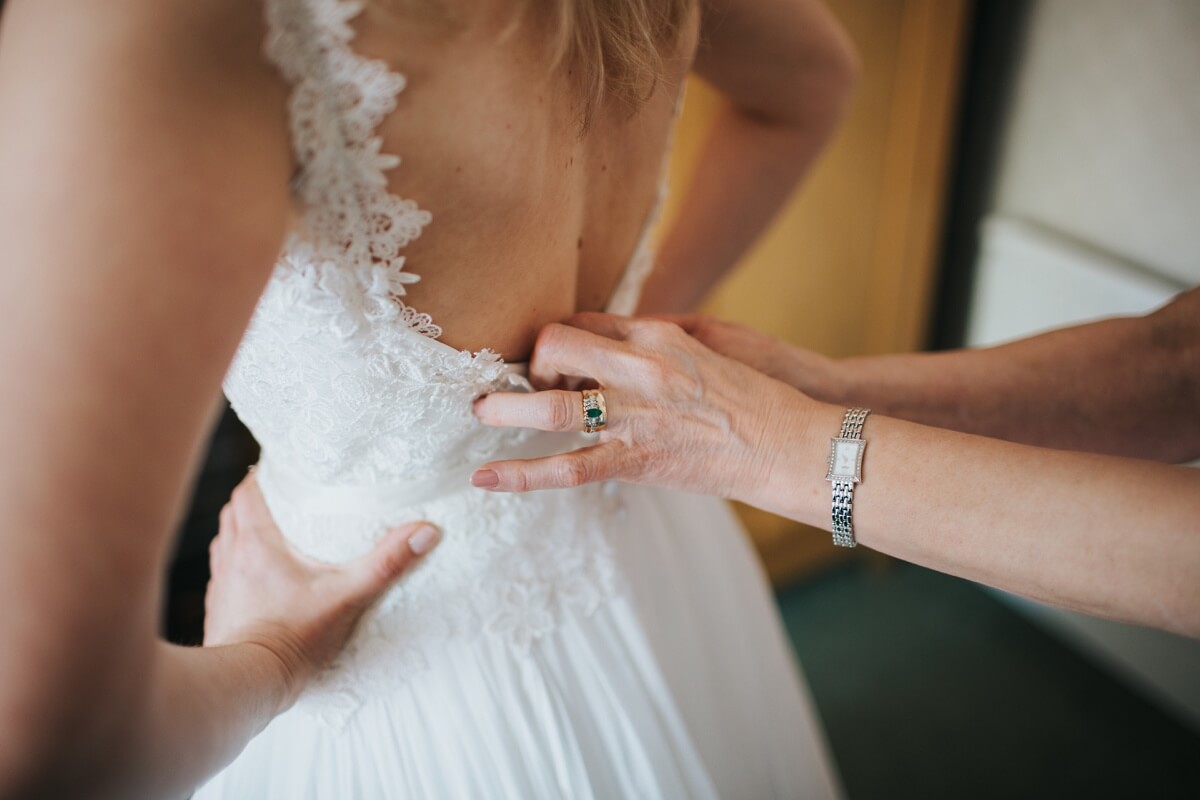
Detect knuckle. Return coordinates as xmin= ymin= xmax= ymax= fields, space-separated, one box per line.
xmin=472 ymin=395 xmax=494 ymax=421
xmin=638 ymin=318 xmax=680 ymax=344
xmin=631 ymin=353 xmax=671 ymax=387
xmin=548 ymin=392 xmax=576 ymax=431
xmin=565 ymin=310 xmax=593 ymax=328
xmin=535 ymin=322 xmax=568 ymax=354
xmin=691 ymin=314 xmax=718 ymax=340
xmin=374 ymin=549 xmax=410 ymax=584
xmin=558 ymin=458 xmax=591 ymax=488
xmin=217 ymin=506 xmax=237 ymax=536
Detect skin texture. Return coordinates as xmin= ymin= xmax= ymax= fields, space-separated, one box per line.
xmin=0 ymin=0 xmax=856 ymax=796
xmin=472 ymin=312 xmax=1200 ymax=640
xmin=691 ymin=285 xmax=1200 ymax=464
xmin=348 ymin=0 xmax=701 ymax=360
xmin=353 ymin=0 xmax=857 ymax=358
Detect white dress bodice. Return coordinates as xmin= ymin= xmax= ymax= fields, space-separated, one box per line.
xmin=223 ymin=0 xmax=667 ymax=727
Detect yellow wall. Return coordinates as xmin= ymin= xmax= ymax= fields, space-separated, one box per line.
xmin=664 ymin=0 xmax=969 ymax=583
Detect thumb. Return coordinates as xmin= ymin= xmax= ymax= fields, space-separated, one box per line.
xmin=345 ymin=521 xmax=441 ymax=606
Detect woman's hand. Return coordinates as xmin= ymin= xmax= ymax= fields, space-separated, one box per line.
xmin=669 ymin=313 xmax=845 ymax=402
xmin=204 ymin=474 xmax=440 ymax=709
xmin=471 ymin=312 xmax=814 ymax=503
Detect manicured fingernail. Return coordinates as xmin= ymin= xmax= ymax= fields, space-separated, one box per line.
xmin=471 ymin=469 xmax=499 ymax=489
xmin=408 ymin=524 xmax=441 ymax=555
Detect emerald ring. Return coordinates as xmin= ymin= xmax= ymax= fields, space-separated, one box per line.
xmin=581 ymin=389 xmax=607 ymax=434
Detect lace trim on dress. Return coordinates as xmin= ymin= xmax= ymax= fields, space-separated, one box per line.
xmin=229 ymin=0 xmax=631 ymax=730
xmin=262 ymin=0 xmax=440 ymax=338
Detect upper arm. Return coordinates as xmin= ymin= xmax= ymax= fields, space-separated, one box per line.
xmin=694 ymin=0 xmax=859 ymax=125
xmin=0 ymin=0 xmax=291 ymax=778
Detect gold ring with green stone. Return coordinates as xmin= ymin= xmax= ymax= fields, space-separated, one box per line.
xmin=581 ymin=389 xmax=607 ymax=433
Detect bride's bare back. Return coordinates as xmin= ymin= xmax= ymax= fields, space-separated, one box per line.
xmin=347 ymin=3 xmax=700 ymax=360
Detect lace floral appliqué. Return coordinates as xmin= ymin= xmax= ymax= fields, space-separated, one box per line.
xmin=225 ymin=0 xmax=626 ymax=730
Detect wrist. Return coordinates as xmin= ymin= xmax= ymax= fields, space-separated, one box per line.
xmin=736 ymin=389 xmax=843 ymax=527
xmin=777 ymin=346 xmax=848 ymax=405
xmin=236 ymin=628 xmax=311 ymax=716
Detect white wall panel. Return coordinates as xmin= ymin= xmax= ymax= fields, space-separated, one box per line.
xmin=992 ymin=0 xmax=1200 ymax=286
xmin=967 ymin=215 xmax=1199 ymax=733
xmin=966 ymin=217 xmax=1184 ymax=349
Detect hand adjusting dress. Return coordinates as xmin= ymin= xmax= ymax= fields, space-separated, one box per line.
xmin=196 ymin=1 xmax=841 ymax=797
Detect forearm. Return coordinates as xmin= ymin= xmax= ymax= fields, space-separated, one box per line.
xmin=127 ymin=642 xmax=293 ymax=799
xmin=475 ymin=315 xmax=1200 ymax=636
xmin=638 ymin=0 xmax=857 ymax=314
xmin=638 ymin=99 xmax=839 ymax=314
xmin=806 ymin=289 xmax=1200 ymax=462
xmin=751 ymin=401 xmax=1200 ymax=637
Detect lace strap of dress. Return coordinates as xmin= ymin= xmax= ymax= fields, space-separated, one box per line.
xmin=261 ymin=0 xmax=439 ymax=336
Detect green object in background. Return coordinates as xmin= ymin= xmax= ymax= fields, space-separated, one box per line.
xmin=777 ymin=560 xmax=1200 ymax=800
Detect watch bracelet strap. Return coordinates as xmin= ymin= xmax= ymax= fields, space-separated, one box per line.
xmin=831 ymin=407 xmax=870 ymax=548
xmin=839 ymin=407 xmax=869 ymax=439
xmin=831 ymin=480 xmax=856 ymax=548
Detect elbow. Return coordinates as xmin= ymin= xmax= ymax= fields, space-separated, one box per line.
xmin=0 ymin=593 xmax=157 ymax=798
xmin=0 ymin=703 xmax=134 ymax=800
xmin=778 ymin=20 xmax=861 ymax=139
xmin=0 ymin=644 xmax=88 ymax=796
xmin=0 ymin=669 xmax=142 ymax=799
xmin=793 ymin=0 xmax=862 ymax=117
xmin=823 ymin=29 xmax=862 ymax=117
xmin=0 ymin=719 xmax=58 ymax=800
xmin=1146 ymin=288 xmax=1200 ymax=462
xmin=0 ymin=687 xmax=75 ymax=798
xmin=1162 ymin=576 xmax=1200 ymax=641
xmin=0 ymin=664 xmax=60 ymax=797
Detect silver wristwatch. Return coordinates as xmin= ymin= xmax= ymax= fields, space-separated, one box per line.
xmin=825 ymin=408 xmax=870 ymax=548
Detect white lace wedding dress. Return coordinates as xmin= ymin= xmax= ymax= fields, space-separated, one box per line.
xmin=196 ymin=1 xmax=841 ymax=797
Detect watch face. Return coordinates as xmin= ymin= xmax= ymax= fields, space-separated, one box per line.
xmin=826 ymin=438 xmax=865 ymax=482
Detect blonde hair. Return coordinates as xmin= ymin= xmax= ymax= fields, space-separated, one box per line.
xmin=374 ymin=0 xmax=694 ymax=127
xmin=541 ymin=0 xmax=695 ymax=126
